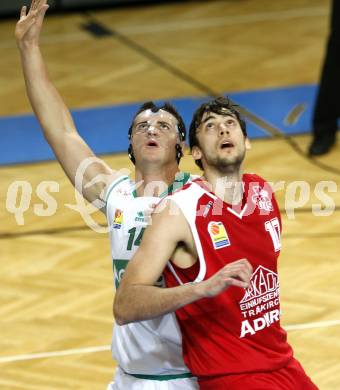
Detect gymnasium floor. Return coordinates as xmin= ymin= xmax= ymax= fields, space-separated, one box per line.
xmin=0 ymin=0 xmax=339 ymax=388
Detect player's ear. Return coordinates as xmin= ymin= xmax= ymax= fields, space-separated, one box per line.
xmin=191 ymin=145 xmax=202 ymax=161
xmin=245 ymin=137 xmax=251 ymax=150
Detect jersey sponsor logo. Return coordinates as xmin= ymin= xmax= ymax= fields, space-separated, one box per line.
xmin=113 ymin=259 xmax=164 ymax=289
xmin=135 ymin=211 xmax=145 ymax=223
xmin=240 ymin=309 xmax=280 ymax=338
xmin=239 ymin=265 xmax=280 ymax=338
xmin=208 ymin=221 xmax=231 ymax=249
xmin=113 ymin=209 xmax=123 ymax=229
xmin=251 ymin=186 xmax=273 ymax=212
xmin=113 ymin=259 xmax=129 ymax=289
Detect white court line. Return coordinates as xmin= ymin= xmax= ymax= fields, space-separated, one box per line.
xmin=0 ymin=319 xmax=339 ymax=363
xmin=0 ymin=6 xmax=327 ymax=49
xmin=284 ymin=319 xmax=340 ymax=331
xmin=0 ymin=345 xmax=110 ymax=363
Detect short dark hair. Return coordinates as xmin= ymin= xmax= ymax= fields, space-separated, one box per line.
xmin=189 ymin=96 xmax=247 ymax=170
xmin=128 ymin=101 xmax=186 ymax=142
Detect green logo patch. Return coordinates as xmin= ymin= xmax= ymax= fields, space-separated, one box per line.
xmin=113 ymin=259 xmax=129 ymax=289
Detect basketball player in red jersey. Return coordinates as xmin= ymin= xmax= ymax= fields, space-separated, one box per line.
xmin=115 ymin=97 xmax=318 ymax=389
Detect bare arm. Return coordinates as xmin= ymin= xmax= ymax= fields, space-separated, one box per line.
xmin=15 ymin=0 xmax=119 ymax=204
xmin=114 ymin=201 xmax=253 ymax=325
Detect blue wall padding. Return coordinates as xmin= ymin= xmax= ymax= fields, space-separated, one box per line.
xmin=0 ymin=84 xmax=318 ymax=165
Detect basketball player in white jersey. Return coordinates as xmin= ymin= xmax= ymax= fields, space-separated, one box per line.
xmin=15 ymin=1 xmax=198 ymax=388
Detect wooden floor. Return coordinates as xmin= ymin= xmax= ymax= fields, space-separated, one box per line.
xmin=1 ymin=0 xmax=339 ymax=389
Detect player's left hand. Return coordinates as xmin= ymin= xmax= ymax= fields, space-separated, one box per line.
xmin=15 ymin=0 xmax=49 ymax=47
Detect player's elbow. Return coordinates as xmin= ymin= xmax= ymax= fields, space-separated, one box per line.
xmin=114 ymin=312 xmax=127 ymax=326
xmin=113 ymin=306 xmax=129 ymax=326
xmin=113 ymin=293 xmax=134 ymax=326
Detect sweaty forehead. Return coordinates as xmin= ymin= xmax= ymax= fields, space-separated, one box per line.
xmin=134 ymin=109 xmax=178 ymax=124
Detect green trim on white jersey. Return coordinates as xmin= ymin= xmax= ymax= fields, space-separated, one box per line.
xmin=127 ymin=372 xmax=193 ymax=381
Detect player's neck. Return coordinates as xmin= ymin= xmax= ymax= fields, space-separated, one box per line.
xmin=134 ymin=163 xmax=180 ymax=197
xmin=203 ymin=168 xmax=243 ymax=205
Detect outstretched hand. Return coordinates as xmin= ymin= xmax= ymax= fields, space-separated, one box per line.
xmin=15 ymin=0 xmax=49 ymax=47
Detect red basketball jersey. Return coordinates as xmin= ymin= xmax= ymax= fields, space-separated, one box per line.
xmin=163 ymin=174 xmax=293 ymax=378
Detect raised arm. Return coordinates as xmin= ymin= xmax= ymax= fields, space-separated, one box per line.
xmin=114 ymin=201 xmax=253 ymax=325
xmin=15 ymin=0 xmax=119 ymax=204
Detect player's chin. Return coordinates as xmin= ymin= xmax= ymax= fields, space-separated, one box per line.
xmin=142 ymin=150 xmax=165 ymax=163
xmin=219 ymin=147 xmax=236 ymax=157
xmin=217 ymin=155 xmax=237 ymax=165
xmin=220 ymin=150 xmax=242 ymax=162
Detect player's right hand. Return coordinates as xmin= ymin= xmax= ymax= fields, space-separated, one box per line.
xmin=15 ymin=0 xmax=49 ymax=47
xmin=199 ymin=259 xmax=253 ymax=298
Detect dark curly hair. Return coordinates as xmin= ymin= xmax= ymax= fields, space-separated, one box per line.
xmin=189 ymin=97 xmax=247 ymax=170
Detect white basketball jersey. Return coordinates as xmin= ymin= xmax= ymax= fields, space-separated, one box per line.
xmin=105 ymin=173 xmax=192 ymax=375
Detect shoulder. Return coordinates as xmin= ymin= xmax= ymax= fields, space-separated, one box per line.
xmin=168 ymin=179 xmax=207 ymax=202
xmin=148 ymin=199 xmax=189 ymax=244
xmin=244 ymin=173 xmax=268 ymax=187
xmin=160 ymin=180 xmax=214 ymax=225
xmin=104 ymin=175 xmax=135 ymax=203
xmin=244 ymin=173 xmax=281 ymax=217
xmin=244 ymin=173 xmax=275 ymax=196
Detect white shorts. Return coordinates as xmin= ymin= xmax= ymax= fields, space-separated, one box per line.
xmin=107 ymin=367 xmax=198 ymax=390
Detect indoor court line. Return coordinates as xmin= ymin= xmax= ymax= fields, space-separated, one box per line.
xmin=284 ymin=319 xmax=340 ymax=331
xmin=1 ymin=319 xmax=339 ymax=364
xmin=0 ymin=6 xmax=327 ymax=50
xmin=0 ymin=345 xmax=111 ymax=364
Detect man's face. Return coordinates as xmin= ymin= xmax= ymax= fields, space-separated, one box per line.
xmin=130 ymin=109 xmax=181 ymax=166
xmin=192 ymin=111 xmax=250 ymax=172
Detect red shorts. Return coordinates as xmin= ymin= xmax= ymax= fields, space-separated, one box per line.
xmin=198 ymin=358 xmax=318 ymax=390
